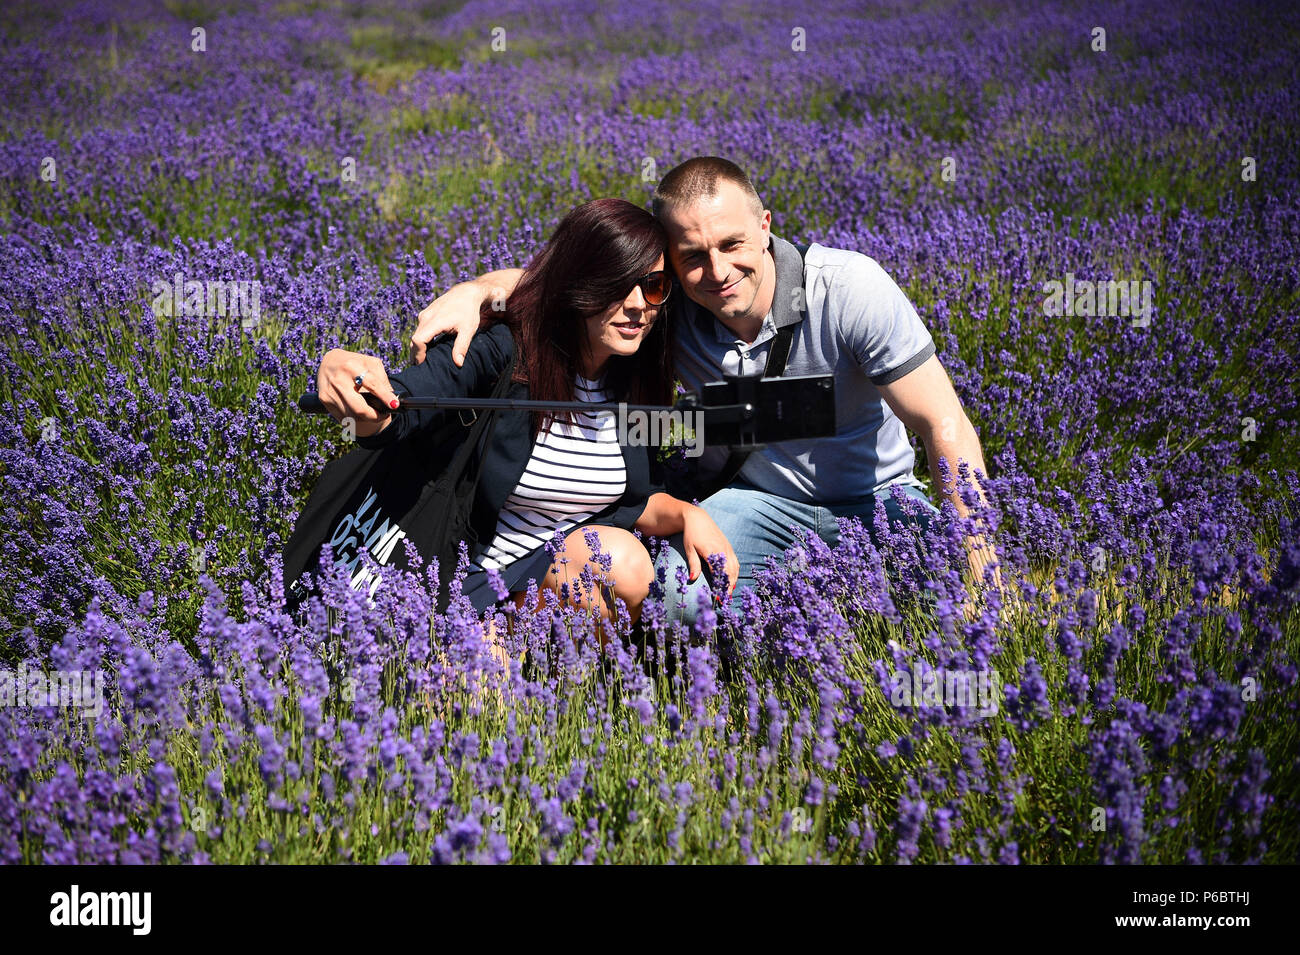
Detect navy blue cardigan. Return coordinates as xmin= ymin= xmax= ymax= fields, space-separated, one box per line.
xmin=355 ymin=322 xmax=668 ymax=564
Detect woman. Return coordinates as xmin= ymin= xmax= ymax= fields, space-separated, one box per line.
xmin=315 ymin=198 xmax=737 ymax=648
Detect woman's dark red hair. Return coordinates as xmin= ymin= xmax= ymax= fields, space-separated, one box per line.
xmin=484 ymin=198 xmax=675 ymax=439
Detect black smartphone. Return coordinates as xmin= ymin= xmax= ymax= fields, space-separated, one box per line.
xmin=697 ymin=373 xmax=836 ymax=447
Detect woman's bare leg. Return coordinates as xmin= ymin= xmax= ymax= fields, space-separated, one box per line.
xmin=530 ymin=526 xmax=653 ymax=649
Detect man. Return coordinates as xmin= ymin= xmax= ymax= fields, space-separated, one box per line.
xmin=407 ymin=157 xmax=1003 ymax=625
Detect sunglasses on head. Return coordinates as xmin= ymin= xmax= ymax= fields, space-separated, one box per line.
xmin=630 ymin=270 xmax=673 ymax=306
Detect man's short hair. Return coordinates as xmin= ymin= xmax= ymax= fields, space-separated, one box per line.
xmin=651 ymin=156 xmax=764 ymax=220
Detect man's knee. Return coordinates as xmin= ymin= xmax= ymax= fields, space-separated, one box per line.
xmin=697 ymin=484 xmax=758 ymax=536
xmin=652 ymin=532 xmax=713 ymax=626
xmin=889 ymin=485 xmax=940 ymax=531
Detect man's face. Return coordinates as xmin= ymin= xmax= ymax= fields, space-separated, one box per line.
xmin=661 ymin=181 xmax=773 ymax=326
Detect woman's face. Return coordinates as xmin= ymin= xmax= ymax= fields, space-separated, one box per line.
xmin=582 ymin=254 xmax=667 ymax=377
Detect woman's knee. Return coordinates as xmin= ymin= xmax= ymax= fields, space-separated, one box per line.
xmin=653 ymin=533 xmax=713 ymax=627
xmin=605 ymin=529 xmax=654 ymax=595
xmin=548 ymin=526 xmax=652 ymax=602
xmin=577 ymin=526 xmax=652 ymax=593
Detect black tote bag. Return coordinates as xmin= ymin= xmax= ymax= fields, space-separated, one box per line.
xmin=283 ymin=349 xmax=516 ymax=615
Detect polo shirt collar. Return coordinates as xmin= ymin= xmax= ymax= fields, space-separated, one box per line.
xmin=768 ymin=232 xmax=806 ymax=328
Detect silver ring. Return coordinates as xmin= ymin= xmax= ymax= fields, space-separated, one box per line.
xmin=353 ymin=372 xmax=366 ymax=389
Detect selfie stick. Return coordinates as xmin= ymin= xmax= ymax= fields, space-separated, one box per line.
xmin=297 ymin=373 xmax=835 ymax=450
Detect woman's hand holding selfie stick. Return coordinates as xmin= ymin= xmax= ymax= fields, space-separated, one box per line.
xmin=315 ymin=349 xmax=403 ymax=437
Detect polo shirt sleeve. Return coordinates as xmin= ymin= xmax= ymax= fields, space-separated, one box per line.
xmin=832 ymin=253 xmax=936 ymax=385
xmin=355 ymin=322 xmax=514 ymax=449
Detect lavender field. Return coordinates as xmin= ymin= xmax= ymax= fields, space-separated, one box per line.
xmin=1 ymin=0 xmax=1297 ymax=864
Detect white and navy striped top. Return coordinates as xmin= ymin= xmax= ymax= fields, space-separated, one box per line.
xmin=478 ymin=372 xmax=627 ymax=570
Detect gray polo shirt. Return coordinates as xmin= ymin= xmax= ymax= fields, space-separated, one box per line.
xmin=671 ymin=232 xmax=936 ymax=503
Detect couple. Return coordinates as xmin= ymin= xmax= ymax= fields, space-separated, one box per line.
xmin=317 ymin=193 xmax=735 ymax=648
xmin=317 ymin=156 xmax=1002 ymax=640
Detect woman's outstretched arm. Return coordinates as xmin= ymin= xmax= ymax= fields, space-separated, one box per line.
xmin=314 ymin=322 xmax=514 ymax=446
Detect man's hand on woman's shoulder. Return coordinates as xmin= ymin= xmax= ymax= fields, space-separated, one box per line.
xmin=410 ymin=267 xmax=526 ymax=367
